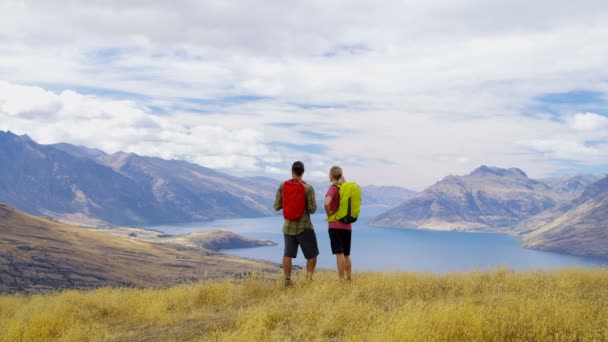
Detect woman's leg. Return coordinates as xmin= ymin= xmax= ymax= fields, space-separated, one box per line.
xmin=335 ymin=253 xmax=345 ymax=278
xmin=344 ymin=255 xmax=352 ymax=280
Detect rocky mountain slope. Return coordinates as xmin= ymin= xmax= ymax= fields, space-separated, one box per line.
xmin=0 ymin=131 xmax=275 ymax=226
xmin=369 ymin=166 xmax=562 ymax=231
xmin=516 ymin=176 xmax=608 ymax=257
xmin=540 ymin=174 xmax=604 ymax=198
xmin=97 ymin=152 xmax=276 ymax=221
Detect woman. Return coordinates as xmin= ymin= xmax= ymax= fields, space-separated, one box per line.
xmin=324 ymin=165 xmax=352 ymax=280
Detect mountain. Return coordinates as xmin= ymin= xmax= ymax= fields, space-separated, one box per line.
xmin=0 ymin=131 xmax=276 ymax=226
xmin=0 ymin=131 xmax=163 ymax=226
xmin=540 ymin=174 xmax=605 ymax=199
xmin=50 ymin=142 xmax=107 ymax=160
xmin=361 ymin=185 xmax=417 ymax=206
xmin=368 ymin=166 xmax=561 ymax=231
xmin=244 ymin=176 xmax=282 ymax=189
xmin=96 ymin=152 xmax=276 ymax=221
xmin=0 ymin=203 xmax=276 ymax=294
xmin=516 ymin=176 xmax=608 ymax=257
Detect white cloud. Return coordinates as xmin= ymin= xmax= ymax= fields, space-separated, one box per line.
xmin=1 ymin=1 xmax=608 ymax=189
xmin=0 ymin=81 xmax=62 ymax=117
xmin=518 ymin=139 xmax=605 ymax=162
xmin=570 ymin=112 xmax=608 ymax=131
xmin=0 ymin=81 xmax=280 ymax=172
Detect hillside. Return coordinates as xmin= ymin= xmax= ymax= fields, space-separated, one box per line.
xmin=0 ymin=132 xmax=161 ymax=226
xmin=97 ymin=151 xmax=276 ymax=220
xmin=369 ymin=166 xmax=561 ymax=231
xmin=0 ymin=204 xmax=277 ymax=294
xmin=517 ymin=176 xmax=608 ymax=257
xmin=0 ymin=130 xmax=276 ymax=226
xmin=1 ymin=269 xmax=607 ymax=341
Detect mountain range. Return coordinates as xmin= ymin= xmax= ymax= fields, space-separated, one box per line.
xmin=0 ymin=131 xmax=277 ymax=226
xmin=0 ymin=131 xmax=417 ymax=226
xmin=369 ymin=165 xmax=608 ymax=258
xmin=369 ymin=166 xmax=566 ymax=230
xmin=516 ymin=176 xmax=608 ymax=257
xmin=2 ymin=130 xmax=606 ymax=259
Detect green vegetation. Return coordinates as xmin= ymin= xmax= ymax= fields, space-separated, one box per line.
xmin=2 ymin=269 xmax=608 ymax=341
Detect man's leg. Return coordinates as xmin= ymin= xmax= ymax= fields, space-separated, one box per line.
xmin=299 ymin=229 xmax=319 ymax=281
xmin=283 ymin=234 xmax=298 ymax=286
xmin=283 ymin=256 xmax=292 ymax=278
xmin=335 ymin=253 xmax=345 ymax=278
xmin=306 ymin=257 xmax=317 ymax=280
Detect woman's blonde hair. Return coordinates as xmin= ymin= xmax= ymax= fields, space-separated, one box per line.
xmin=330 ymin=165 xmax=345 ymax=184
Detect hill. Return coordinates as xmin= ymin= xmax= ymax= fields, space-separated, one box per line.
xmin=369 ymin=166 xmax=561 ymax=231
xmin=1 ymin=269 xmax=607 ymax=341
xmin=0 ymin=130 xmax=276 ymax=226
xmin=0 ymin=204 xmax=277 ymax=294
xmin=97 ymin=151 xmax=276 ymax=221
xmin=517 ymin=176 xmax=608 ymax=257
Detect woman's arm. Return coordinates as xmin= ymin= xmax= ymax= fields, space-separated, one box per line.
xmin=324 ymin=195 xmax=334 ymax=217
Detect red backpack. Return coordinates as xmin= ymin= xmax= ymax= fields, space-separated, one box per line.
xmin=282 ymin=179 xmax=307 ymax=221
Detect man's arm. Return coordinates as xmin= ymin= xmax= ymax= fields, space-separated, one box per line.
xmin=274 ymin=184 xmax=283 ymax=211
xmin=307 ymin=186 xmax=317 ymax=214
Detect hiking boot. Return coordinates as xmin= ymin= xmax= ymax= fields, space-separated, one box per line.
xmin=284 ymin=278 xmax=293 ymax=288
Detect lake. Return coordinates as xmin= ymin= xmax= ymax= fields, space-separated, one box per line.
xmin=149 ymin=206 xmax=608 ymax=273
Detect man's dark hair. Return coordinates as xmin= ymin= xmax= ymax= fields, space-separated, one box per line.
xmin=292 ymin=161 xmax=305 ymax=177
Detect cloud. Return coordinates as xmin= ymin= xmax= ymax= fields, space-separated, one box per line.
xmin=519 ymin=139 xmax=605 ymax=162
xmin=1 ymin=1 xmax=608 ymax=189
xmin=0 ymin=81 xmax=62 ymax=117
xmin=570 ymin=112 xmax=608 ymax=131
xmin=0 ymin=81 xmax=283 ymax=172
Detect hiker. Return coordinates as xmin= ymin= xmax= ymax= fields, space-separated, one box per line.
xmin=324 ymin=166 xmax=353 ymax=280
xmin=274 ymin=161 xmax=318 ymax=287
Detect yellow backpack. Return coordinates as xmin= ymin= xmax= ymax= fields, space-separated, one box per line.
xmin=328 ymin=182 xmax=362 ymax=224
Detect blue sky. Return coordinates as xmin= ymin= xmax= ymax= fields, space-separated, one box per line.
xmin=1 ymin=0 xmax=608 ymax=189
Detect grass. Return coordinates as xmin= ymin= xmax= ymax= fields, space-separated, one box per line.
xmin=1 ymin=269 xmax=608 ymax=341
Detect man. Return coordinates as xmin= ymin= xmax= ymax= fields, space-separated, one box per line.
xmin=274 ymin=161 xmax=318 ymax=287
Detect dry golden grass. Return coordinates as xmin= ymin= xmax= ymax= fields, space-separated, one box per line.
xmin=2 ymin=268 xmax=608 ymax=341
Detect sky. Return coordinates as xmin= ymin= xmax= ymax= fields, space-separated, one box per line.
xmin=1 ymin=0 xmax=608 ymax=190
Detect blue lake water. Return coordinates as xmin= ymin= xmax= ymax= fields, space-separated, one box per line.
xmin=149 ymin=206 xmax=608 ymax=273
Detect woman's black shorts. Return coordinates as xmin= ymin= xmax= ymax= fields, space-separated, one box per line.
xmin=328 ymin=228 xmax=352 ymax=256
